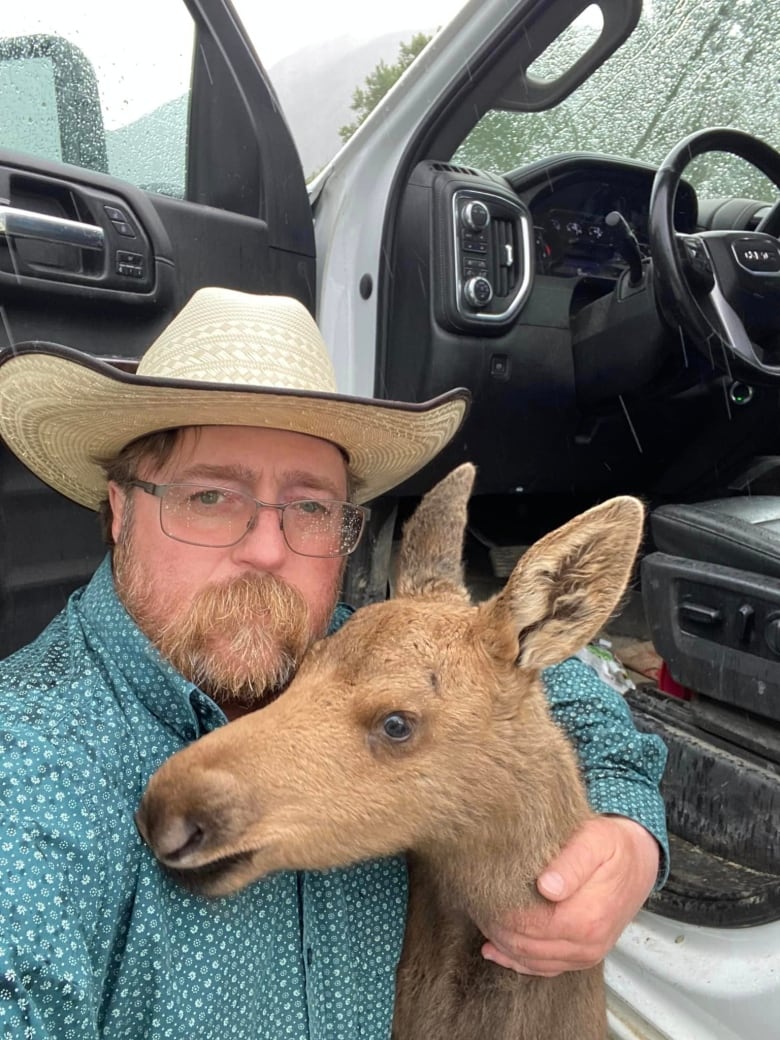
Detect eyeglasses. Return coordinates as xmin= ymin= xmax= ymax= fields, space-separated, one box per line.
xmin=128 ymin=480 xmax=370 ymax=557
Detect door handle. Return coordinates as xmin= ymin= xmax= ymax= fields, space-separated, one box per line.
xmin=0 ymin=206 xmax=105 ymax=251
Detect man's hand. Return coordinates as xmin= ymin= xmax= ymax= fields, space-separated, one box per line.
xmin=480 ymin=815 xmax=660 ymax=977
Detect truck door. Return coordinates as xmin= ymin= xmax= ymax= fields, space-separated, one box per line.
xmin=0 ymin=0 xmax=314 ymax=655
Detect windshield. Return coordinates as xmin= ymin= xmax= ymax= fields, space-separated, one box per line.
xmin=453 ymin=0 xmax=780 ymax=201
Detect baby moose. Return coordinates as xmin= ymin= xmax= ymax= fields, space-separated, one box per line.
xmin=136 ymin=463 xmax=644 ymax=1040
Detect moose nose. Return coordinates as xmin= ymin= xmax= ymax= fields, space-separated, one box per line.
xmin=135 ymin=800 xmax=206 ymax=865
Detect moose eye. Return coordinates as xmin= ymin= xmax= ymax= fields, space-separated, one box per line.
xmin=381 ymin=713 xmax=415 ymax=742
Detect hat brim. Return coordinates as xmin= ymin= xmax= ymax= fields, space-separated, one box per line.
xmin=0 ymin=344 xmax=470 ymax=507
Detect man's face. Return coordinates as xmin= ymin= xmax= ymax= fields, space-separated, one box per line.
xmin=109 ymin=426 xmax=348 ymax=716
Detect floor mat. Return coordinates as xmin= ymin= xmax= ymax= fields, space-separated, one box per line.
xmin=602 ymin=634 xmax=663 ymax=685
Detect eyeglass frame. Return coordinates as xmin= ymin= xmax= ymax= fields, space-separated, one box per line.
xmin=127 ymin=479 xmax=370 ymax=557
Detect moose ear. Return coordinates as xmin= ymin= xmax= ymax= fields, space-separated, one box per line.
xmin=394 ymin=463 xmax=476 ymax=601
xmin=484 ymin=496 xmax=645 ymax=670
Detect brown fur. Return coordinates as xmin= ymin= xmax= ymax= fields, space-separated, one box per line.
xmin=136 ymin=464 xmax=644 ymax=1040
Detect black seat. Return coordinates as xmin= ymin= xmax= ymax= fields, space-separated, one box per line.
xmin=642 ymin=496 xmax=780 ymax=751
xmin=650 ymin=497 xmax=780 ymax=578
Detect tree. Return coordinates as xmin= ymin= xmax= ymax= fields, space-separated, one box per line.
xmin=339 ymin=32 xmax=433 ymax=142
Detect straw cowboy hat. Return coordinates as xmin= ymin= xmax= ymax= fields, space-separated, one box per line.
xmin=0 ymin=287 xmax=470 ymax=508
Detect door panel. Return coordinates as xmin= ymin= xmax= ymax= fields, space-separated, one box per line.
xmin=0 ymin=0 xmax=314 ymax=657
xmin=0 ymin=160 xmax=163 ymax=310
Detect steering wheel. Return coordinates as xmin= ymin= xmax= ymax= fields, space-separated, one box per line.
xmin=649 ymin=128 xmax=780 ymax=381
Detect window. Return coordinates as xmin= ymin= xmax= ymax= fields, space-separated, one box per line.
xmin=0 ymin=0 xmax=194 ymax=199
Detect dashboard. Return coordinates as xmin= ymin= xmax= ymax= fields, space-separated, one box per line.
xmin=509 ymin=156 xmax=699 ymax=280
xmin=382 ymin=154 xmax=760 ymax=503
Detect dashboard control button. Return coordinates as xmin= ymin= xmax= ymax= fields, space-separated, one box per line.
xmin=461 ymin=230 xmax=487 ymax=253
xmin=464 ymin=275 xmax=493 ymax=308
xmin=112 ymin=220 xmax=136 ymax=238
xmin=462 ymin=200 xmax=491 ymax=231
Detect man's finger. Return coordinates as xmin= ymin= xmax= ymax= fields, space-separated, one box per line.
xmin=536 ymin=821 xmax=611 ymax=902
xmin=481 ymin=940 xmax=596 ymax=976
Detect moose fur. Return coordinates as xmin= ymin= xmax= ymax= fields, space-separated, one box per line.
xmin=136 ymin=463 xmax=645 ymax=1040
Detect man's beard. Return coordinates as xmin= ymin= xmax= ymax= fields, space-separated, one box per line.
xmin=114 ymin=538 xmax=334 ymax=710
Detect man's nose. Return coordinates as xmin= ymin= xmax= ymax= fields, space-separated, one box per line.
xmin=230 ymin=505 xmax=290 ymax=570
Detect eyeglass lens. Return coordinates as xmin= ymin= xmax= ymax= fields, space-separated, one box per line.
xmin=157 ymin=484 xmax=364 ymax=556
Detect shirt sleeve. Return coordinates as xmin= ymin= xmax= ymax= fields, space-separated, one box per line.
xmin=542 ymin=656 xmax=670 ymax=887
xmin=0 ymin=721 xmax=104 ymax=1040
xmin=0 ymin=817 xmax=100 ymax=1039
xmin=328 ymin=602 xmax=356 ymax=634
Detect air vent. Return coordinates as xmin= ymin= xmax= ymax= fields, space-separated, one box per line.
xmin=491 ymin=218 xmax=517 ymax=298
xmin=432 ymin=162 xmax=481 ymax=178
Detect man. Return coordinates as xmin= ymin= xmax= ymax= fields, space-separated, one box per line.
xmin=0 ymin=288 xmax=667 ymax=1038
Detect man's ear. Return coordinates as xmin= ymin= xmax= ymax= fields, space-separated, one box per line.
xmin=107 ymin=481 xmax=127 ymax=545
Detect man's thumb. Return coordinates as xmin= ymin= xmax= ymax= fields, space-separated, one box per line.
xmin=536 ymin=825 xmax=606 ymax=902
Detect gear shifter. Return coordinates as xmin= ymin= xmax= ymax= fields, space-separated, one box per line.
xmin=605 ymin=210 xmax=644 ymax=287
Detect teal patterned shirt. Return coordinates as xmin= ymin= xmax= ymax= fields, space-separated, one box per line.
xmin=0 ymin=557 xmax=668 ymax=1040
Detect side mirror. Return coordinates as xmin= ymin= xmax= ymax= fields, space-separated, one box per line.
xmin=0 ymin=33 xmax=107 ymax=172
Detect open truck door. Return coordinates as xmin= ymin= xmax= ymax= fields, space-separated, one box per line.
xmin=0 ymin=0 xmax=314 ymax=655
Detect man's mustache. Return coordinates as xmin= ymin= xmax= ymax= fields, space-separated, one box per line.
xmin=146 ymin=572 xmax=313 ymax=707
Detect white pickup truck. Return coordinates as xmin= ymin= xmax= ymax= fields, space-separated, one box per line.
xmin=1 ymin=2 xmax=778 ymax=1036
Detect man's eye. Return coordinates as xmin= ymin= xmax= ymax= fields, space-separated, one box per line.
xmin=295 ymin=499 xmax=329 ymax=515
xmin=187 ymin=488 xmax=246 ymax=510
xmin=194 ymin=489 xmax=224 ymax=506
